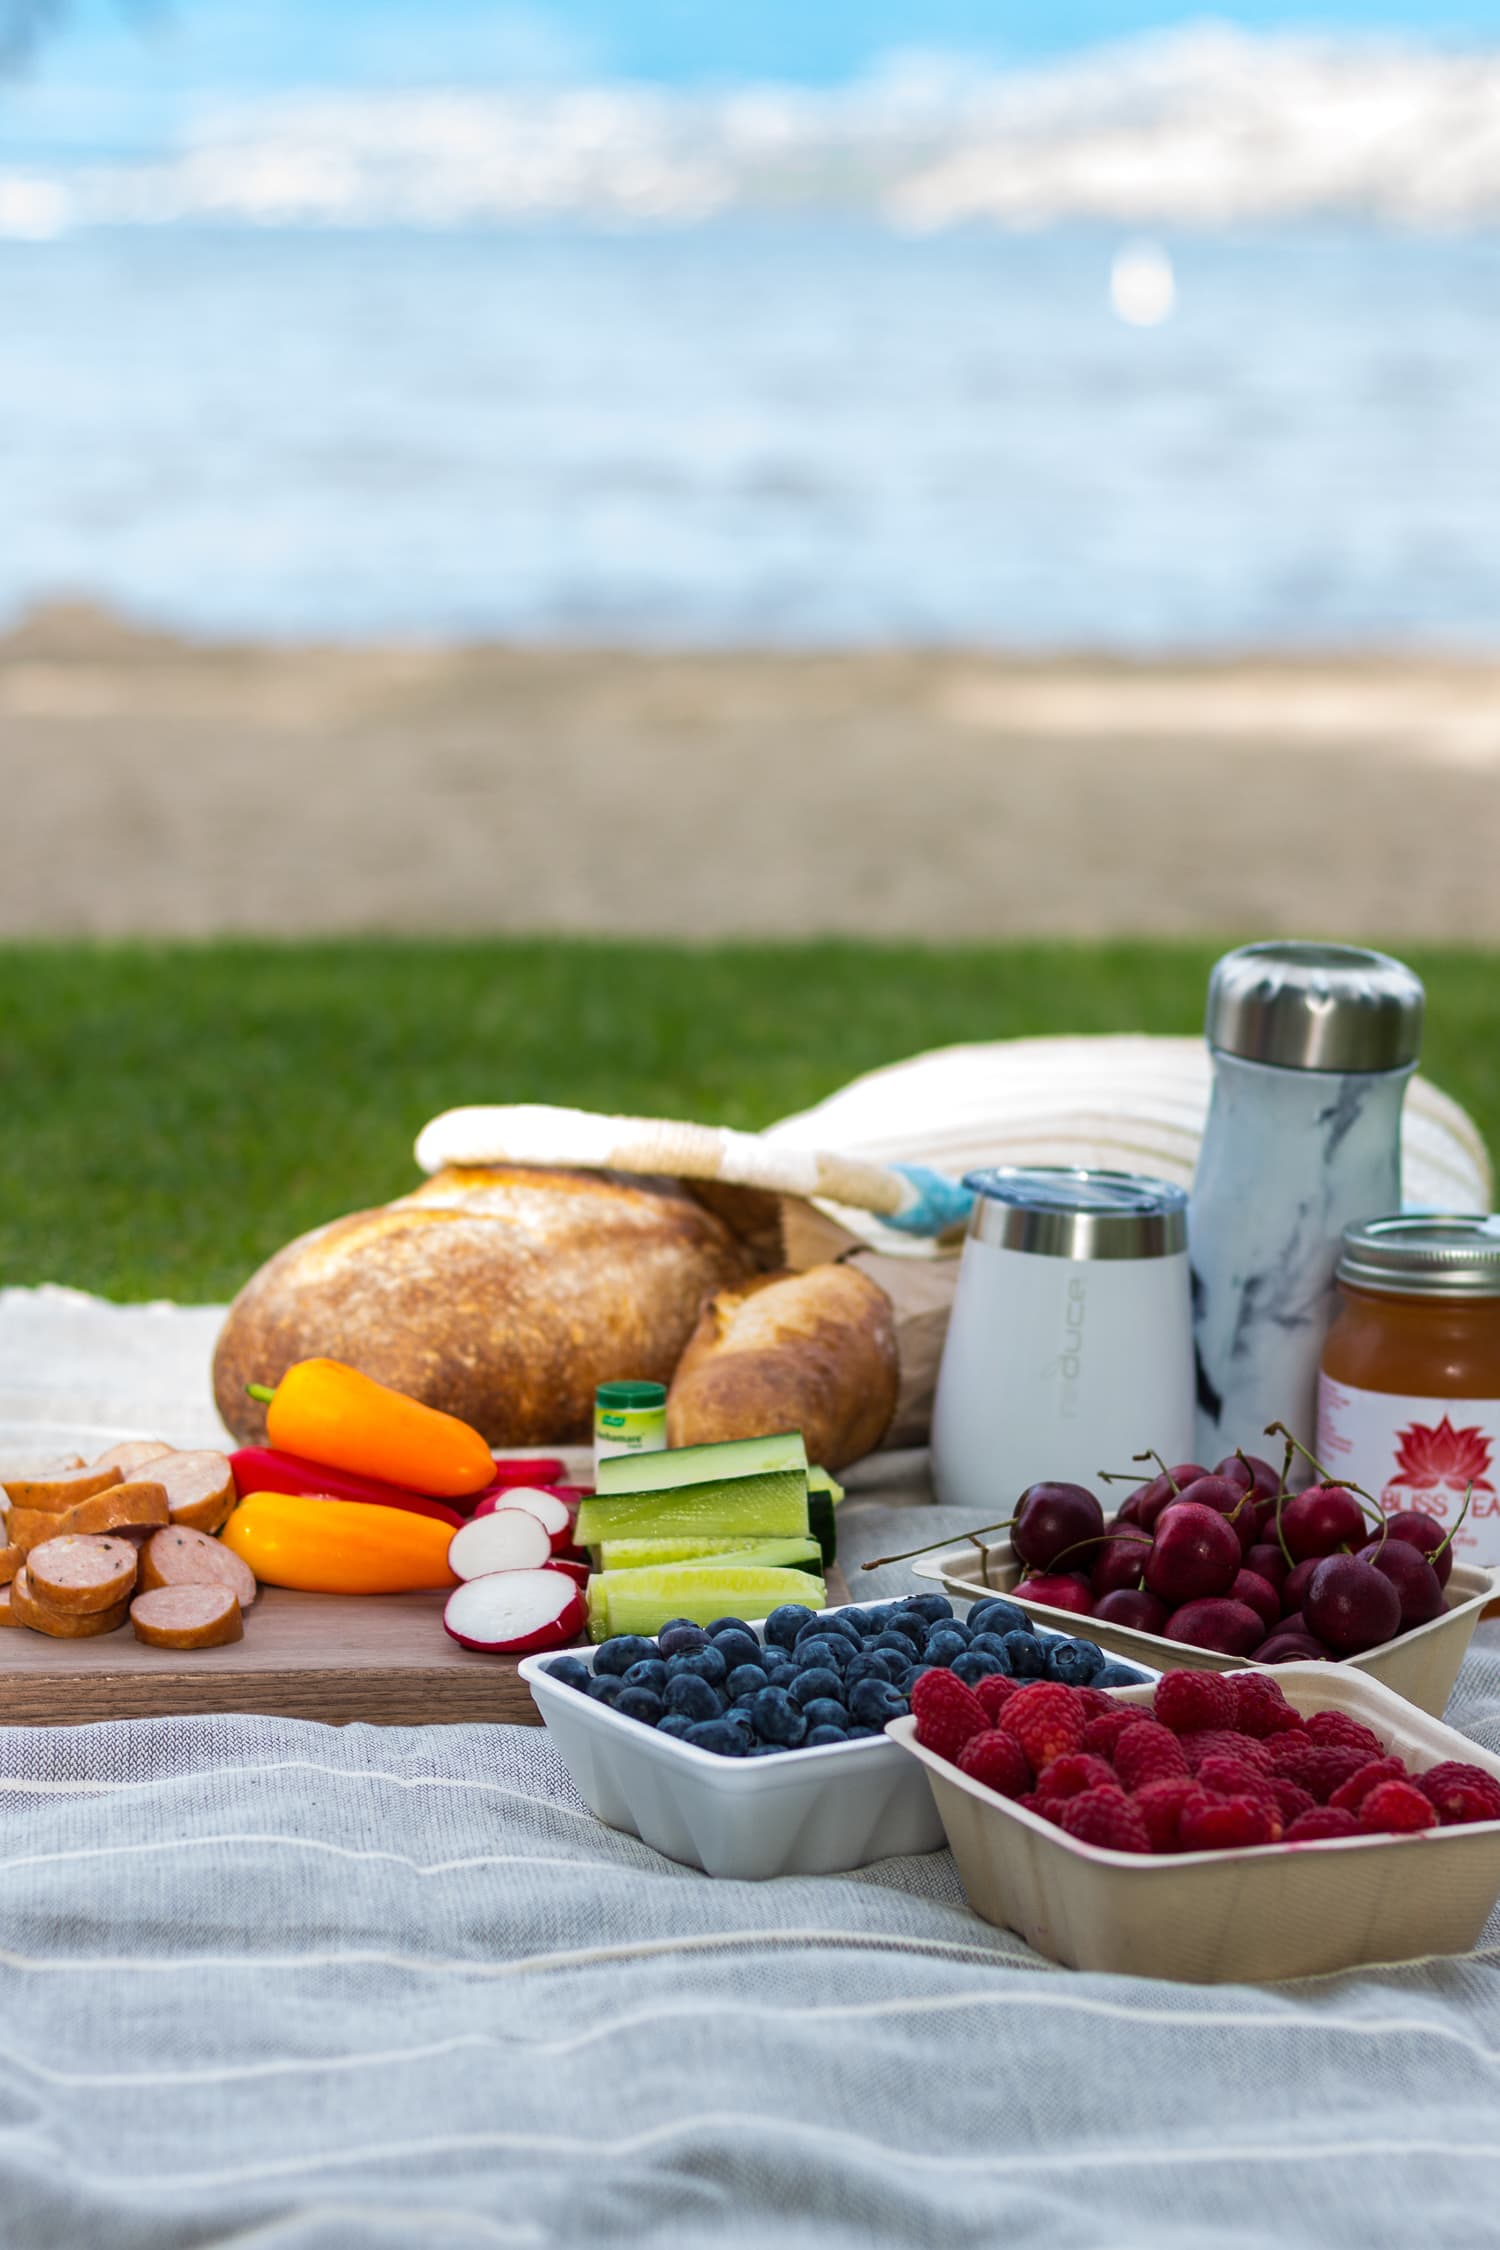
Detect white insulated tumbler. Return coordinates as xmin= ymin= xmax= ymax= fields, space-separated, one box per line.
xmin=932 ymin=1167 xmax=1194 ymax=1515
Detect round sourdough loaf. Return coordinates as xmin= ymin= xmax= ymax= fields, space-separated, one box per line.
xmin=666 ymin=1261 xmax=898 ymax=1471
xmin=213 ymin=1165 xmax=752 ymax=1448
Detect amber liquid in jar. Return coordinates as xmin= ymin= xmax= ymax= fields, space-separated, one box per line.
xmin=1319 ymin=1248 xmax=1500 ymax=1602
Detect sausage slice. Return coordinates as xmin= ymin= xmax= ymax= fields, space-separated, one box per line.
xmin=150 ymin=1452 xmax=237 ymax=1534
xmin=58 ymin=1480 xmax=170 ymax=1540
xmin=91 ymin=1439 xmax=174 ymax=1476
xmin=131 ymin=1585 xmax=243 ymax=1650
xmin=0 ymin=1544 xmax=18 ymax=1587
xmin=0 ymin=1465 xmax=123 ymax=1515
xmin=139 ymin=1525 xmax=256 ymax=1609
xmin=27 ymin=1535 xmax=139 ymax=1616
xmin=6 ymin=1508 xmax=74 ymax=1556
xmin=10 ymin=1568 xmax=129 ymax=1638
xmin=0 ymin=1584 xmax=16 ymax=1626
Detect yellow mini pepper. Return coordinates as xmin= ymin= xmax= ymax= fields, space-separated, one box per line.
xmin=247 ymin=1358 xmax=495 ymax=1499
xmin=223 ymin=1492 xmax=459 ymax=1595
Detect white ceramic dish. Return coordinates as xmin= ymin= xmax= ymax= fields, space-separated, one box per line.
xmin=888 ymin=1663 xmax=1500 ymax=1981
xmin=519 ymin=1615 xmax=947 ymax=1879
xmin=912 ymin=1538 xmax=1496 ymax=1718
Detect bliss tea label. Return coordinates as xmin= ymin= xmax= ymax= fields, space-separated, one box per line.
xmin=1317 ymin=1377 xmax=1500 ymax=1565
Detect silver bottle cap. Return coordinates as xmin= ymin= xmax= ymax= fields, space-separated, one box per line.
xmin=1205 ymin=941 xmax=1424 ymax=1073
xmin=1338 ymin=1214 xmax=1500 ymax=1298
xmin=963 ymin=1166 xmax=1187 ymax=1261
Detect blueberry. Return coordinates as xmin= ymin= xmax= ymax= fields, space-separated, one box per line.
xmin=705 ymin=1616 xmax=752 ymax=1639
xmin=711 ymin=1629 xmax=762 ymax=1673
xmin=623 ymin=1658 xmax=668 ymax=1694
xmin=613 ymin=1686 xmax=665 ymax=1725
xmin=844 ymin=1650 xmax=897 ymax=1688
xmin=812 ymin=1611 xmax=863 ymax=1647
xmin=1003 ymin=1630 xmax=1050 ymax=1679
xmin=656 ymin=1713 xmax=696 ymax=1739
xmin=803 ymin=1724 xmax=848 ymax=1746
xmin=684 ymin=1719 xmax=750 ymax=1757
xmin=904 ymin=1594 xmax=955 ymax=1624
xmin=657 ymin=1624 xmax=711 ymax=1658
xmin=836 ymin=1607 xmax=876 ymax=1634
xmin=1046 ymin=1637 xmax=1106 ymax=1687
xmin=848 ymin=1677 xmax=907 ymax=1727
xmin=800 ymin=1696 xmax=850 ymax=1731
xmin=749 ymin=1685 xmax=807 ymax=1746
xmin=1097 ymin=1661 xmax=1150 ymax=1687
xmin=969 ymin=1599 xmax=1028 ymax=1639
xmin=848 ymin=1726 xmax=881 ymax=1739
xmin=882 ymin=1611 xmax=928 ymax=1649
xmin=544 ymin=1655 xmax=592 ymax=1691
xmin=586 ymin=1675 xmax=624 ymax=1705
xmin=727 ymin=1663 xmax=769 ymax=1699
xmin=791 ymin=1635 xmax=848 ymax=1673
xmin=667 ymin=1645 xmax=728 ymax=1686
xmin=951 ymin=1651 xmax=1002 ymax=1687
xmin=764 ymin=1603 xmax=818 ymax=1650
xmin=789 ymin=1667 xmax=845 ymax=1708
xmin=664 ymin=1673 xmax=723 ymax=1722
xmin=923 ymin=1629 xmax=969 ymax=1670
xmin=868 ymin=1632 xmax=918 ymax=1661
xmin=747 ymin=1742 xmax=783 ymax=1757
xmin=967 ymin=1633 xmax=1014 ymax=1668
xmin=592 ymin=1634 xmax=659 ymax=1678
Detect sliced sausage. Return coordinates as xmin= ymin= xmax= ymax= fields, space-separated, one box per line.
xmin=6 ymin=1507 xmax=73 ymax=1556
xmin=10 ymin=1568 xmax=129 ymax=1638
xmin=130 ymin=1584 xmax=243 ymax=1650
xmin=59 ymin=1480 xmax=170 ymax=1540
xmin=151 ymin=1452 xmax=236 ymax=1534
xmin=0 ymin=1584 xmax=16 ymax=1627
xmin=139 ymin=1525 xmax=256 ymax=1609
xmin=92 ymin=1439 xmax=174 ymax=1476
xmin=0 ymin=1465 xmax=123 ymax=1515
xmin=27 ymin=1535 xmax=139 ymax=1616
xmin=0 ymin=1545 xmax=18 ymax=1587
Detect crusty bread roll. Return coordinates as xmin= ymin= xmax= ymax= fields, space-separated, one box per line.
xmin=666 ymin=1262 xmax=898 ymax=1472
xmin=213 ymin=1166 xmax=752 ymax=1449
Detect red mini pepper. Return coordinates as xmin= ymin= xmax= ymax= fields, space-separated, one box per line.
xmin=228 ymin=1448 xmax=464 ymax=1530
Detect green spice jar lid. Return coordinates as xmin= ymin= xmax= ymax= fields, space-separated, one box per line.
xmin=595 ymin=1381 xmax=667 ymax=1409
xmin=1338 ymin=1214 xmax=1500 ymax=1297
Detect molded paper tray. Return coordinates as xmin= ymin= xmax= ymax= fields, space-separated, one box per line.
xmin=888 ymin=1664 xmax=1500 ymax=1982
xmin=913 ymin=1541 xmax=1495 ymax=1718
xmin=520 ymin=1610 xmax=948 ymax=1879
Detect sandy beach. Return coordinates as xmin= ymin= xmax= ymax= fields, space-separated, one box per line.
xmin=2 ymin=604 xmax=1497 ymax=941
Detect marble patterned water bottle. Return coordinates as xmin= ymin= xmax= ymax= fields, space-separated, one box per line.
xmin=1189 ymin=942 xmax=1424 ymax=1461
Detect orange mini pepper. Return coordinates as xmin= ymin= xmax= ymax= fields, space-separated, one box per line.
xmin=222 ymin=1492 xmax=460 ymax=1595
xmin=247 ymin=1358 xmax=495 ymax=1499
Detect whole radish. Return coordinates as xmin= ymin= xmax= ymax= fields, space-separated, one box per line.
xmin=1366 ymin=1537 xmax=1445 ymax=1629
xmin=1011 ymin=1484 xmax=1105 ymax=1572
xmin=1278 ymin=1483 xmax=1366 ymax=1562
xmin=1144 ymin=1502 xmax=1242 ymax=1605
xmin=1163 ymin=1597 xmax=1265 ymax=1657
xmin=1093 ymin=1587 xmax=1169 ymax=1634
xmin=1014 ymin=1572 xmax=1095 ymax=1616
xmin=1303 ymin=1552 xmax=1402 ymax=1655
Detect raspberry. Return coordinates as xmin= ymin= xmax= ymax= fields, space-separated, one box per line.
xmin=912 ymin=1669 xmax=988 ymax=1763
xmin=1195 ymin=1757 xmax=1284 ymax=1836
xmin=1268 ymin=1740 xmax=1369 ymax=1803
xmin=1419 ymin=1761 xmax=1500 ymax=1826
xmin=1154 ymin=1670 xmax=1236 ymax=1734
xmin=1231 ymin=1674 xmax=1304 ymax=1738
xmin=1057 ymin=1786 xmax=1152 ymax=1853
xmin=1016 ymin=1791 xmax=1049 ymax=1818
xmin=1304 ymin=1711 xmax=1385 ymax=1761
xmin=1077 ymin=1688 xmax=1117 ymax=1720
xmin=956 ymin=1728 xmax=1033 ymax=1798
xmin=999 ymin=1682 xmax=1087 ymax=1771
xmin=1036 ymin=1752 xmax=1117 ymax=1802
xmin=1082 ymin=1707 xmax=1139 ymax=1759
xmin=1359 ymin=1779 xmax=1439 ymax=1835
xmin=1270 ymin=1778 xmax=1317 ymax=1826
xmin=1179 ymin=1792 xmax=1277 ymax=1850
xmin=1285 ymin=1805 xmax=1360 ymax=1842
xmin=1329 ymin=1757 xmax=1408 ymax=1814
xmin=1113 ymin=1719 xmax=1190 ymax=1793
xmin=1182 ymin=1728 xmax=1274 ymax=1775
xmin=1134 ymin=1776 xmax=1203 ymax=1852
xmin=975 ymin=1674 xmax=1022 ymax=1723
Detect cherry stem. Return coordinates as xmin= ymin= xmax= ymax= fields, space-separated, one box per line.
xmin=1264 ymin=1420 xmax=1386 ymax=1525
xmin=860 ymin=1517 xmax=1017 ymax=1572
xmin=1432 ymin=1481 xmax=1474 ymax=1566
xmin=1134 ymin=1449 xmax=1181 ymax=1494
xmin=1098 ymin=1469 xmax=1147 ymax=1486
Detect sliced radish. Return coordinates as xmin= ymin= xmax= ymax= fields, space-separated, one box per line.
xmin=473 ymin=1485 xmax=572 ymax=1549
xmin=444 ymin=1567 xmax=585 ymax=1653
xmin=448 ymin=1509 xmax=552 ymax=1580
xmin=487 ymin=1457 xmax=567 ymax=1489
xmin=549 ymin=1556 xmax=590 ymax=1589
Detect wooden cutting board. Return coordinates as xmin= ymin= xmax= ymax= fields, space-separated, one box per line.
xmin=0 ymin=1565 xmax=851 ymax=1728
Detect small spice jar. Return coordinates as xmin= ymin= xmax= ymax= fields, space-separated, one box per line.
xmin=1317 ymin=1215 xmax=1500 ymax=1572
xmin=593 ymin=1379 xmax=668 ymax=1475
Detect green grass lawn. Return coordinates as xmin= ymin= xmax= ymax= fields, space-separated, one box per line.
xmin=3 ymin=938 xmax=1497 ymax=1301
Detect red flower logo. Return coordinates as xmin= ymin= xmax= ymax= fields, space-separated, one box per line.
xmin=1392 ymin=1417 xmax=1495 ymax=1494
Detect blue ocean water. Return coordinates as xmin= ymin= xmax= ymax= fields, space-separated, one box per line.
xmin=4 ymin=219 xmax=1500 ymax=649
